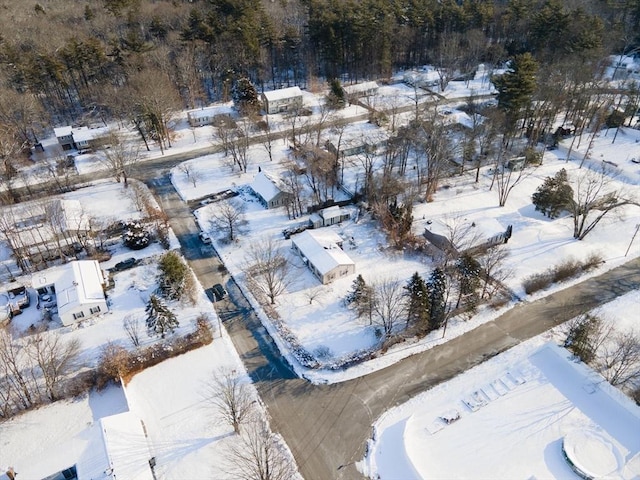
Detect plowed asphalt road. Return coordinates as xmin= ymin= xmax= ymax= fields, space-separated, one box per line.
xmin=148 ymin=174 xmax=640 ymax=480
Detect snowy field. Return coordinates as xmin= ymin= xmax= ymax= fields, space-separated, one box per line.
xmin=173 ymin=124 xmax=640 ymax=384
xmin=360 ymin=291 xmax=640 ymax=480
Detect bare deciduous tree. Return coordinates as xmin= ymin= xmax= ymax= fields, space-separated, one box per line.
xmin=245 ymin=238 xmax=293 ymax=305
xmin=123 ymin=314 xmax=142 ymax=347
xmin=491 ymin=147 xmax=532 ymax=207
xmin=569 ymin=166 xmax=639 ymax=240
xmin=206 ymin=368 xmax=254 ymax=434
xmin=28 ymin=331 xmax=82 ymax=401
xmin=179 ymin=163 xmax=202 ymax=188
xmin=100 ymin=130 xmax=140 ymax=185
xmin=372 ymin=278 xmax=407 ymax=338
xmin=226 ymin=419 xmax=297 ymax=480
xmin=478 ymin=246 xmax=512 ymax=300
xmin=597 ymin=330 xmax=640 ymax=387
xmin=210 ymin=199 xmax=246 ymax=242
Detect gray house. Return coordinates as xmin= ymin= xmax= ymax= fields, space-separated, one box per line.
xmin=250 ymin=171 xmax=293 ymax=209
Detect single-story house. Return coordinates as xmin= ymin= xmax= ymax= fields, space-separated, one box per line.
xmin=53 ymin=126 xmax=109 ymax=152
xmin=309 ymin=205 xmax=351 ymax=229
xmin=261 ymin=86 xmax=303 ymax=114
xmin=186 ymin=104 xmax=234 ymax=127
xmin=291 ymin=229 xmax=355 ymax=284
xmin=31 ymin=260 xmax=107 ymax=326
xmin=326 ymin=126 xmax=389 ymax=158
xmin=250 ymin=171 xmax=294 ymax=209
xmin=343 ymin=81 xmax=379 ymax=99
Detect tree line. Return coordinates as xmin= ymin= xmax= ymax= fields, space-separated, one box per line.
xmin=0 ymin=0 xmax=638 ymax=139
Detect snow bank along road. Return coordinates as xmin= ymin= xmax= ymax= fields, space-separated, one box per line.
xmin=147 ymin=174 xmax=640 ymax=480
xmin=259 ymin=258 xmax=640 ymax=480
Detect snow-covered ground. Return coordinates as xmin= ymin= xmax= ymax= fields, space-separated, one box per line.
xmin=359 ymin=290 xmax=640 ymax=480
xmin=0 ymin=180 xmax=299 ymax=479
xmin=1 ymin=65 xmax=639 ymax=477
xmin=173 ymin=125 xmax=640 ymax=384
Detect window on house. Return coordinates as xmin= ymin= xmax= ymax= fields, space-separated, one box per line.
xmin=73 ymin=311 xmax=85 ymax=320
xmin=89 ymin=306 xmax=101 ymax=314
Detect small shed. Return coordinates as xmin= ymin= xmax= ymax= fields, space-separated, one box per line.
xmin=309 ymin=206 xmax=351 ymax=229
xmin=261 ymin=86 xmax=304 ymax=114
xmin=291 ymin=230 xmax=355 ymax=284
xmin=250 ymin=171 xmax=293 ymax=209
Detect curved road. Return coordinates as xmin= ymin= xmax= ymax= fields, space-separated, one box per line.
xmin=145 ymin=172 xmax=640 ymax=480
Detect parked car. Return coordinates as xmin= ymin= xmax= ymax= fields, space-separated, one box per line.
xmin=111 ymin=257 xmax=139 ymax=272
xmin=7 ymin=285 xmax=30 ymax=309
xmin=211 ymin=284 xmax=227 ymax=302
xmin=199 ymin=232 xmax=212 ymax=244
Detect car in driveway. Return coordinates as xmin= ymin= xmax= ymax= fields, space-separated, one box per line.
xmin=199 ymin=232 xmax=212 ymax=244
xmin=211 ymin=283 xmax=227 ymax=302
xmin=111 ymin=257 xmax=139 ymax=272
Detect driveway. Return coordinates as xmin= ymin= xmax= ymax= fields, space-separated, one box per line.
xmin=147 ymin=175 xmax=640 ymax=480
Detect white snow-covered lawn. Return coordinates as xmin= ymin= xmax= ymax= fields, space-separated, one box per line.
xmin=360 ymin=292 xmax=640 ymax=480
xmin=172 ymin=123 xmax=640 ymax=384
xmin=0 ymin=180 xmax=300 ymax=478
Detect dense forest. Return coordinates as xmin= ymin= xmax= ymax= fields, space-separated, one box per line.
xmin=0 ymin=0 xmax=638 ymax=148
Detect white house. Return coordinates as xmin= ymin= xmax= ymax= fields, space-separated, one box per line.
xmin=250 ymin=171 xmax=293 ymax=209
xmin=32 ymin=260 xmax=107 ymax=326
xmin=343 ymin=81 xmax=379 ymax=99
xmin=291 ymin=229 xmax=355 ymax=284
xmin=309 ymin=205 xmax=351 ymax=229
xmin=186 ymin=104 xmax=234 ymax=127
xmin=261 ymin=86 xmax=303 ymax=114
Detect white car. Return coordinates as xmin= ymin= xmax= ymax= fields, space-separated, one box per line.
xmin=199 ymin=232 xmax=212 ymax=244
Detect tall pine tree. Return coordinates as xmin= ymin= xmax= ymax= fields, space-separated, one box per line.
xmin=492 ymin=53 xmax=538 ymax=130
xmin=404 ymin=272 xmax=430 ymax=334
xmin=145 ymin=294 xmax=179 ymax=339
xmin=427 ymin=268 xmax=447 ymax=331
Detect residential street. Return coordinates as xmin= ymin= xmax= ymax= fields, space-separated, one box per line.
xmin=147 ymin=174 xmax=640 ymax=480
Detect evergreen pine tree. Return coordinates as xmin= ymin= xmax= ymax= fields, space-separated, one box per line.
xmin=404 ymin=272 xmax=430 ymax=333
xmin=327 ymin=78 xmax=346 ymax=109
xmin=345 ymin=274 xmax=375 ymax=324
xmin=158 ymin=251 xmax=188 ymax=300
xmin=427 ymin=268 xmax=447 ymax=330
xmin=145 ymin=294 xmax=179 ymax=338
xmin=532 ymin=168 xmax=574 ymax=218
xmin=455 ymin=254 xmax=481 ymax=309
xmin=233 ymin=76 xmax=260 ymax=115
xmin=492 ymin=53 xmax=538 ymax=126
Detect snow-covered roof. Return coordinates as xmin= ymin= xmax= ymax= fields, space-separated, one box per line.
xmin=32 ymin=260 xmax=105 ymax=315
xmin=292 ymin=230 xmax=354 ymax=276
xmin=71 ymin=126 xmax=106 ymax=143
xmin=53 ymin=126 xmax=73 ymax=138
xmin=343 ymin=81 xmax=379 ymax=95
xmin=262 ymin=86 xmax=303 ymax=102
xmin=320 ymin=205 xmax=344 ymax=221
xmin=250 ymin=171 xmax=286 ymax=203
xmin=99 ymin=412 xmax=154 ymax=480
xmin=55 ymin=198 xmax=87 ymax=231
xmin=187 ymin=104 xmax=234 ymax=120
